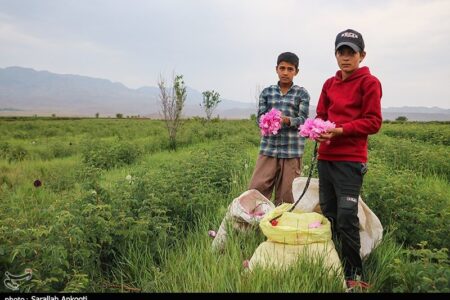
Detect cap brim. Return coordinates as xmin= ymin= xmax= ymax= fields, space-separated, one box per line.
xmin=335 ymin=42 xmax=361 ymax=52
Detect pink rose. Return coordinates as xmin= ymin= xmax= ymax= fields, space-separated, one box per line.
xmin=308 ymin=221 xmax=322 ymax=228
xmin=299 ymin=118 xmax=336 ymax=142
xmin=259 ymin=108 xmax=282 ymax=136
xmin=243 ymin=260 xmax=249 ymax=268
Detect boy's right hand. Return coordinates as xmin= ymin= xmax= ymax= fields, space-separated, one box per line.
xmin=281 ymin=116 xmax=291 ymax=126
xmin=316 ymin=135 xmax=329 ymax=143
xmin=316 ymin=128 xmax=343 ymax=142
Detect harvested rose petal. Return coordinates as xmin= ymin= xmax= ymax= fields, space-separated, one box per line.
xmin=259 ymin=108 xmax=282 ymax=136
xmin=252 ymin=211 xmax=265 ymax=216
xmin=308 ymin=221 xmax=322 ymax=228
xmin=208 ymin=230 xmax=216 ymax=238
xmin=270 ymin=219 xmax=278 ymax=226
xmin=299 ymin=118 xmax=336 ymax=141
xmin=243 ymin=260 xmax=249 ymax=268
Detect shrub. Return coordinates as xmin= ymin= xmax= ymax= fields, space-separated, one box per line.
xmin=0 ymin=142 xmax=10 ymax=159
xmin=81 ymin=139 xmax=142 ymax=170
xmin=7 ymin=145 xmax=28 ymax=162
xmin=381 ymin=123 xmax=450 ymax=146
xmin=362 ymin=161 xmax=449 ymax=250
xmin=395 ymin=116 xmax=408 ymax=122
xmin=369 ymin=134 xmax=449 ymax=181
xmin=49 ymin=142 xmax=76 ymax=159
xmin=385 ymin=242 xmax=449 ymax=292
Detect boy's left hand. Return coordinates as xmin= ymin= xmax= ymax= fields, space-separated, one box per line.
xmin=282 ymin=116 xmax=290 ymax=126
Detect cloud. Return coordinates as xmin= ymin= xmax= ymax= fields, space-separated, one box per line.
xmin=0 ymin=0 xmax=449 ymax=108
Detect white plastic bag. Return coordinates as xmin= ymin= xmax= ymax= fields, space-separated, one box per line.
xmin=211 ymin=189 xmax=275 ymax=252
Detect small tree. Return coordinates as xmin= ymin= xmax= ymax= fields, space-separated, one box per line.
xmin=95 ymin=112 xmax=99 ymax=118
xmin=116 ymin=113 xmax=123 ymax=119
xmin=158 ymin=73 xmax=187 ymax=151
xmin=395 ymin=116 xmax=408 ymax=122
xmin=200 ymin=90 xmax=221 ymax=121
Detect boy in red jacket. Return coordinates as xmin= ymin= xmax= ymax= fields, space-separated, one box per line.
xmin=315 ymin=29 xmax=382 ymax=291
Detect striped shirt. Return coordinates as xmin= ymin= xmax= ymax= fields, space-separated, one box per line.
xmin=257 ymin=83 xmax=310 ymax=158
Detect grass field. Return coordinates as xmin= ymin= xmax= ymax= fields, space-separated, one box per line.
xmin=0 ymin=117 xmax=448 ymax=293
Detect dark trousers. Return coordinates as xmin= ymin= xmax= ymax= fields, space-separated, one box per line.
xmin=318 ymin=160 xmax=366 ymax=279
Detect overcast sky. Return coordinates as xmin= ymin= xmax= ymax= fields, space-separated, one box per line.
xmin=1 ymin=0 xmax=449 ymax=108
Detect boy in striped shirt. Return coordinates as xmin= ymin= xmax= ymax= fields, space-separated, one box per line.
xmin=249 ymin=52 xmax=310 ymax=205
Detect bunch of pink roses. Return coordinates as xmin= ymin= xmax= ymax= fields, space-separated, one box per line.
xmin=259 ymin=108 xmax=282 ymax=136
xmin=299 ymin=118 xmax=336 ymax=140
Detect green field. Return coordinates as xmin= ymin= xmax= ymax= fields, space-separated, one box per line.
xmin=0 ymin=117 xmax=449 ymax=293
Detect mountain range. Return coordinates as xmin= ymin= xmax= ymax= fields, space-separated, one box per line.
xmin=1 ymin=66 xmax=449 ymax=121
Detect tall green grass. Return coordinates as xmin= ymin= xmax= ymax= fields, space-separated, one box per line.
xmin=114 ymin=195 xmax=408 ymax=292
xmin=151 ymin=218 xmax=346 ymax=292
xmin=381 ymin=122 xmax=450 ymax=146
xmin=369 ymin=134 xmax=449 ymax=181
xmin=1 ymin=117 xmax=448 ymax=292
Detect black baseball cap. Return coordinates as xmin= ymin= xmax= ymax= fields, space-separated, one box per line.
xmin=335 ymin=29 xmax=365 ymax=52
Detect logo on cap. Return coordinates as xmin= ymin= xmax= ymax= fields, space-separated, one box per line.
xmin=341 ymin=32 xmax=358 ymax=39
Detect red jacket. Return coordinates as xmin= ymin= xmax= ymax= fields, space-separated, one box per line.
xmin=316 ymin=66 xmax=382 ymax=163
